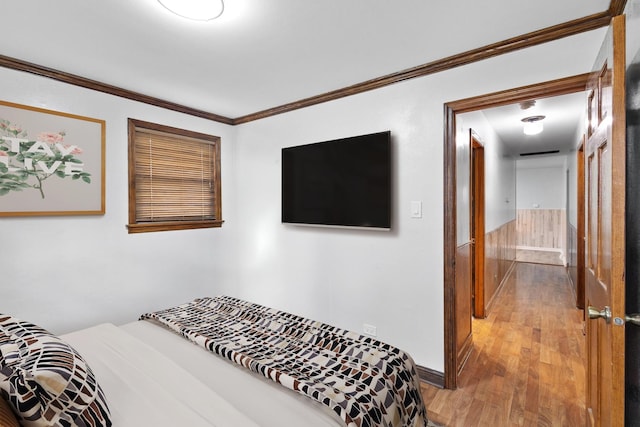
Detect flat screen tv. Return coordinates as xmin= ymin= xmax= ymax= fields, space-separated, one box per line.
xmin=282 ymin=131 xmax=391 ymax=230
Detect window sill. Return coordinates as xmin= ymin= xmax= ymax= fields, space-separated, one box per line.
xmin=127 ymin=220 xmax=224 ymax=234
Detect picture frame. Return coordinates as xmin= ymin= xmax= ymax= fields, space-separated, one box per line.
xmin=0 ymin=100 xmax=105 ymax=216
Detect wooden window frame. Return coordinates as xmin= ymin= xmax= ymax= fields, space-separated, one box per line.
xmin=127 ymin=119 xmax=223 ymax=233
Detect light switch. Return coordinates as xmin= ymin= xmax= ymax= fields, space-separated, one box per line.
xmin=411 ymin=201 xmax=422 ymax=218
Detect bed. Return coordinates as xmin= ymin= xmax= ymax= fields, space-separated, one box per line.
xmin=0 ymin=296 xmax=435 ymax=427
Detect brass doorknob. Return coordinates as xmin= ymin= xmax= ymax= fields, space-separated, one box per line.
xmin=588 ymin=306 xmax=612 ymax=323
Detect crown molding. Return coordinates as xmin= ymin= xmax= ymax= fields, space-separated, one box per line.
xmin=234 ymin=11 xmax=610 ymax=124
xmin=0 ymin=7 xmax=617 ymax=126
xmin=0 ymin=55 xmax=234 ymax=125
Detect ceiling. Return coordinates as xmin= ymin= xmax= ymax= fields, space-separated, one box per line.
xmin=482 ymin=92 xmax=586 ymax=158
xmin=1 ymin=0 xmax=612 ymax=121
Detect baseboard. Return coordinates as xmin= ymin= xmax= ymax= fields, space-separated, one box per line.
xmin=516 ymin=245 xmax=562 ymax=252
xmin=416 ymin=365 xmax=445 ymax=388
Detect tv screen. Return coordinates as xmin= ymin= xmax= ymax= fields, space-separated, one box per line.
xmin=282 ymin=131 xmax=391 ymax=230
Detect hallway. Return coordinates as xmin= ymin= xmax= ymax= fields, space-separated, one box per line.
xmin=422 ymin=262 xmax=586 ymax=426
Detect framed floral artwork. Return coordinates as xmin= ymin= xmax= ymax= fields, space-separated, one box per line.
xmin=0 ymin=100 xmax=105 ymax=216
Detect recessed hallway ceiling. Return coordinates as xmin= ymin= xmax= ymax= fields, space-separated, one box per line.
xmin=482 ymin=92 xmax=586 ymax=157
xmin=1 ymin=0 xmax=611 ymax=119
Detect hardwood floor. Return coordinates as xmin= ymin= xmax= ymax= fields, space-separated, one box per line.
xmin=422 ymin=262 xmax=586 ymax=426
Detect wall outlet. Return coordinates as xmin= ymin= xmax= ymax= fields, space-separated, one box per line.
xmin=363 ymin=323 xmax=377 ymax=337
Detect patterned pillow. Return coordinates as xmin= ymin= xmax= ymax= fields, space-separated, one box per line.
xmin=0 ymin=315 xmax=111 ymax=427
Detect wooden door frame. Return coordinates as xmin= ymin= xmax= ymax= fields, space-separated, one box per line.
xmin=443 ymin=73 xmax=590 ymax=389
xmin=471 ymin=132 xmax=486 ymax=318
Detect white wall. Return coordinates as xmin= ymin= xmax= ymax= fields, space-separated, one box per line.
xmin=627 ymin=0 xmax=640 ymax=68
xmin=0 ymin=67 xmax=240 ymax=334
xmin=566 ymin=151 xmax=578 ymax=227
xmin=567 ymin=91 xmax=588 ymax=228
xmin=232 ymin=30 xmax=605 ymax=371
xmin=455 ymin=117 xmax=471 ymax=246
xmin=458 ymin=111 xmax=516 ymax=237
xmin=484 ymin=125 xmax=517 ymax=232
xmin=0 ymin=27 xmax=606 ymax=372
xmin=566 ymin=148 xmax=582 ymax=228
xmin=516 ymin=157 xmax=567 ymax=210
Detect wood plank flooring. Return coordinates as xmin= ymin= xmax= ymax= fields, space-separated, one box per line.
xmin=421 ymin=262 xmax=586 ymax=426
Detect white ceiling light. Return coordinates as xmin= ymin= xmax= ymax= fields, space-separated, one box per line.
xmin=521 ymin=115 xmax=545 ymax=136
xmin=158 ymin=0 xmax=224 ymax=21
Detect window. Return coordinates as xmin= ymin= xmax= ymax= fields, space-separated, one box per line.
xmin=127 ymin=119 xmax=222 ymax=233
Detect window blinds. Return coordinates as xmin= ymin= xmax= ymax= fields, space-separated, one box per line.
xmin=133 ymin=130 xmax=217 ymax=222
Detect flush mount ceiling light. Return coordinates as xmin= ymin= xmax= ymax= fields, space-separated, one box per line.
xmin=521 ymin=115 xmax=546 ymax=136
xmin=158 ymin=0 xmax=224 ymax=21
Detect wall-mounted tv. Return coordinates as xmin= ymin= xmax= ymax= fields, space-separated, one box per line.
xmin=282 ymin=131 xmax=391 ymax=230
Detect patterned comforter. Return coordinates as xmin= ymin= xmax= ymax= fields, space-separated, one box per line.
xmin=140 ymin=296 xmax=429 ymax=427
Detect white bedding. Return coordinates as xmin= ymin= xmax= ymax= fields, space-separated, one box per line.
xmin=62 ymin=321 xmax=343 ymax=427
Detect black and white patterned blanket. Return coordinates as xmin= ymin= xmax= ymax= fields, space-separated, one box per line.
xmin=140 ymin=296 xmax=429 ymax=427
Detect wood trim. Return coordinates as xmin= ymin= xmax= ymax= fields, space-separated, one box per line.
xmin=484 ymin=220 xmax=517 ymax=313
xmin=485 ymin=259 xmax=516 ymax=314
xmin=455 ymin=242 xmax=474 ymax=378
xmin=126 ymin=220 xmax=224 ymax=233
xmin=0 ymin=55 xmax=235 ymax=125
xmin=447 ymin=73 xmax=592 ymax=113
xmin=609 ymin=0 xmax=628 ymax=16
xmin=127 ymin=118 xmax=223 ymax=142
xmin=416 ymin=365 xmax=445 ymax=388
xmin=517 ymin=209 xmax=566 ymax=249
xmin=0 ymin=10 xmax=611 ymax=126
xmin=577 ymin=139 xmax=586 ymax=310
xmin=443 ymin=73 xmax=588 ymax=390
xmin=443 ymin=104 xmax=458 ymax=390
xmin=233 ymin=12 xmax=610 ymax=124
xmin=471 ymin=134 xmax=485 ymax=319
xmin=456 ymin=332 xmax=474 ymax=376
xmin=610 ymin=15 xmax=627 ymax=426
xmin=127 ymin=118 xmax=224 ymax=234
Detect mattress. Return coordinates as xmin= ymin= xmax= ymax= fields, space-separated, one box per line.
xmin=140 ymin=295 xmax=428 ymax=427
xmin=62 ymin=321 xmax=343 ymax=427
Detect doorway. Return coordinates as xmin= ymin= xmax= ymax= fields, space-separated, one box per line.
xmin=443 ymin=74 xmax=589 ymax=389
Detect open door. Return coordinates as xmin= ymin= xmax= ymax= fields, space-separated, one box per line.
xmin=584 ymin=15 xmax=626 ymax=426
xmin=577 ymin=140 xmax=586 ymax=310
xmin=470 ymin=132 xmax=485 ymax=318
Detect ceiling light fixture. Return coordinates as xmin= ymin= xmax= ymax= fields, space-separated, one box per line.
xmin=158 ymin=0 xmax=224 ymax=21
xmin=521 ymin=115 xmax=545 ymax=136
